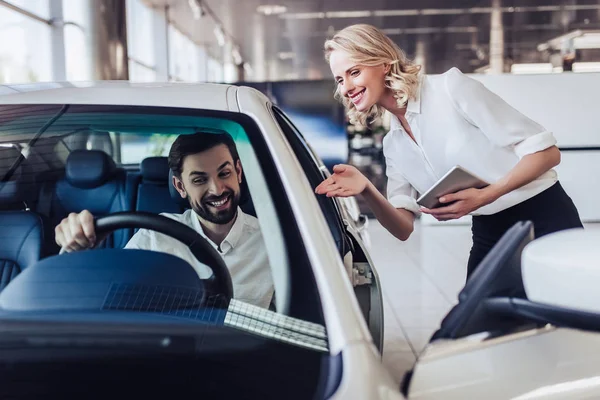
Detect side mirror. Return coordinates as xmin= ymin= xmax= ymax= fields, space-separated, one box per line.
xmin=522 ymin=228 xmax=599 ymax=312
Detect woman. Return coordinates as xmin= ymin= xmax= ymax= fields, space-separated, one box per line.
xmin=315 ymin=24 xmax=582 ymax=278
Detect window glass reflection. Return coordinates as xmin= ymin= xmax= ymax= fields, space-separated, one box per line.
xmin=0 ymin=6 xmax=52 ymax=84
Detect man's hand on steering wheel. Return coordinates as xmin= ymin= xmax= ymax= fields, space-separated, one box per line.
xmin=55 ymin=211 xmax=234 ymax=299
xmin=55 ymin=210 xmax=107 ymax=252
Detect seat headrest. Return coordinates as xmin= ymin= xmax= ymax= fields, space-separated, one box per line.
xmin=141 ymin=157 xmax=169 ymax=182
xmin=66 ymin=150 xmax=116 ymax=189
xmin=0 ymin=147 xmax=23 ymax=205
xmin=168 ymin=169 xmax=190 ymax=209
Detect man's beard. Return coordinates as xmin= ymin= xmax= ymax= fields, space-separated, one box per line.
xmin=190 ymin=190 xmax=241 ymax=224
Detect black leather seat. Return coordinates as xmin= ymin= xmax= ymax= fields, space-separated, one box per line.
xmin=136 ymin=157 xmax=183 ymax=214
xmin=36 ymin=150 xmax=131 ymax=254
xmin=0 ymin=148 xmax=43 ymax=291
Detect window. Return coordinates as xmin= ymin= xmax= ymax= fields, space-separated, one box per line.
xmin=2 ymin=0 xmax=50 ymax=19
xmin=0 ymin=5 xmax=52 ymax=84
xmin=126 ymin=0 xmax=157 ymax=82
xmin=120 ymin=132 xmax=177 ymax=164
xmin=207 ymin=56 xmax=224 ymax=83
xmin=0 ymin=103 xmax=330 ymax=397
xmin=168 ymin=25 xmax=199 ymax=81
xmin=272 ymin=106 xmax=350 ymax=257
xmin=63 ymin=0 xmax=91 ymax=81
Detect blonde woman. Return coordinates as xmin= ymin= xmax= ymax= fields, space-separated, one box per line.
xmin=315 ymin=24 xmax=582 ymax=278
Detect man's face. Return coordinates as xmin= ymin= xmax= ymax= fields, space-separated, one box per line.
xmin=173 ymin=144 xmax=242 ymax=225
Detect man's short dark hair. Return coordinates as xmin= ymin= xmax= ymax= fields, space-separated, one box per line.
xmin=168 ymin=132 xmax=239 ymax=178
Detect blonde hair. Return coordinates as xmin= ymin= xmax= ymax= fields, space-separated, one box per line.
xmin=324 ymin=24 xmax=421 ymax=126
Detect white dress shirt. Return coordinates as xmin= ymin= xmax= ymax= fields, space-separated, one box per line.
xmin=383 ymin=67 xmax=558 ymax=216
xmin=125 ymin=208 xmax=274 ymax=309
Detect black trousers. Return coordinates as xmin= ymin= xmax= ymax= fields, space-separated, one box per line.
xmin=466 ymin=181 xmax=583 ymax=278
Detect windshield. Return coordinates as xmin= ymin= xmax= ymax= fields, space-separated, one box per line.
xmin=0 ymin=104 xmax=329 ymax=398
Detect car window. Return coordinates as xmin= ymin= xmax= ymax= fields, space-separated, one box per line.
xmin=0 ymin=104 xmax=331 ymax=399
xmin=272 ymin=106 xmax=349 ymax=255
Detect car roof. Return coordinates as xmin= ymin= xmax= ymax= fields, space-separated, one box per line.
xmin=0 ymin=81 xmax=266 ymax=112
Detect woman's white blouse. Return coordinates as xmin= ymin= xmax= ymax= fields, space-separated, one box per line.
xmin=383 ymin=67 xmax=558 ymax=216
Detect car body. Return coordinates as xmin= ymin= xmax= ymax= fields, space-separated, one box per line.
xmin=0 ymin=81 xmax=390 ymax=399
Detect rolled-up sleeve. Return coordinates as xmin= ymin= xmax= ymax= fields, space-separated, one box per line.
xmin=445 ymin=67 xmax=557 ymax=158
xmin=385 ymin=154 xmax=421 ymax=215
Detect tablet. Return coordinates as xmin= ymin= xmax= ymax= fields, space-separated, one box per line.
xmin=417 ymin=166 xmax=489 ymax=209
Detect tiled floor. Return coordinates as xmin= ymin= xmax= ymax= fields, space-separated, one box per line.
xmin=367 ymin=218 xmax=473 ymax=384
xmin=371 ymin=218 xmax=600 ymax=384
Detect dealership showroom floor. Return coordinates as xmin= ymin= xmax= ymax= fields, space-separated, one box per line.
xmin=370 ymin=218 xmax=600 ymax=383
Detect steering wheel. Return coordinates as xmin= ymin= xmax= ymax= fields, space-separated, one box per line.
xmin=95 ymin=212 xmax=233 ymax=300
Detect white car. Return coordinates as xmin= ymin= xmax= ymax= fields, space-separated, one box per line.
xmin=0 ymin=82 xmax=596 ymax=399
xmin=0 ymin=81 xmax=387 ymax=399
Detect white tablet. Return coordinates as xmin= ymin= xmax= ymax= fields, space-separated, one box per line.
xmin=416 ymin=166 xmax=490 ymax=209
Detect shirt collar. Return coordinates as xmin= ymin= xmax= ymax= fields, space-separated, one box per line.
xmin=389 ymin=113 xmax=402 ymax=131
xmin=221 ymin=207 xmax=246 ymax=253
xmin=191 ymin=207 xmax=245 ymax=254
xmin=406 ymin=76 xmax=422 ymax=115
xmin=388 ymin=77 xmax=422 ymax=131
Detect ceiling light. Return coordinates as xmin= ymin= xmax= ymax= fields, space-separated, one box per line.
xmin=278 ymin=52 xmax=295 ymax=60
xmin=213 ymin=25 xmax=225 ymax=47
xmin=510 ymin=63 xmax=554 ymax=74
xmin=257 ymin=5 xmax=287 ymax=16
xmin=325 ymin=11 xmax=371 ymax=18
xmin=280 ymin=12 xmax=325 ymax=19
xmin=188 ymin=0 xmax=205 ymax=20
xmin=574 ymin=33 xmax=600 ymax=49
xmin=537 ymin=29 xmax=600 ymax=52
xmin=573 ymin=62 xmax=600 ymax=73
xmin=243 ymin=63 xmax=253 ymax=76
xmin=232 ymin=47 xmax=242 ymax=65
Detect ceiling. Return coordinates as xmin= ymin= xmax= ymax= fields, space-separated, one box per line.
xmin=143 ymin=0 xmax=600 ymax=80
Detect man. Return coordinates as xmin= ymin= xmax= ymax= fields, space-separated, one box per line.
xmin=55 ymin=132 xmax=274 ymax=309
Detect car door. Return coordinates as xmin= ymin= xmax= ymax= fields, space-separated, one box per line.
xmin=271 ymin=106 xmax=384 ymax=354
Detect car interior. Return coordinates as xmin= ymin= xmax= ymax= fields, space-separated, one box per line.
xmin=0 ymin=108 xmax=341 ymax=399
xmin=0 ymin=104 xmax=380 ymax=330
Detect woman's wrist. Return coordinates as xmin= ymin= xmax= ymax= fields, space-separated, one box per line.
xmin=362 ymin=180 xmax=378 ymax=197
xmin=481 ymin=183 xmax=505 ymax=205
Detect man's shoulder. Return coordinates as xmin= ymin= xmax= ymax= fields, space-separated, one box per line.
xmin=240 ymin=210 xmax=261 ymax=234
xmin=126 ymin=210 xmax=194 ymax=249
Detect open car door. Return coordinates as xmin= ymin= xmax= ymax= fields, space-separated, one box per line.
xmin=271 ymin=106 xmax=385 ymax=354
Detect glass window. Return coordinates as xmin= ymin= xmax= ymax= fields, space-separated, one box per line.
xmin=168 ymin=25 xmax=199 ymax=81
xmin=120 ymin=130 xmax=177 ymax=164
xmin=272 ymin=106 xmax=349 ymax=256
xmin=0 ymin=6 xmax=52 ymax=84
xmin=0 ymin=103 xmax=330 ymax=397
xmin=128 ymin=60 xmax=157 ymax=83
xmin=2 ymin=0 xmax=50 ymax=19
xmin=63 ymin=0 xmax=91 ymax=81
xmin=207 ymin=56 xmax=224 ymax=83
xmin=126 ymin=0 xmax=155 ymax=70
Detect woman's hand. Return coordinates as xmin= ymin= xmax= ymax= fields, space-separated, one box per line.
xmin=315 ymin=164 xmax=370 ymax=198
xmin=420 ymin=187 xmax=496 ymax=221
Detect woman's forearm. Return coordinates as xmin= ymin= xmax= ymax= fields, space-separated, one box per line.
xmin=362 ymin=182 xmax=415 ymax=241
xmin=483 ymin=146 xmax=561 ymax=202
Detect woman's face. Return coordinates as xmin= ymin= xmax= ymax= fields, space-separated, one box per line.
xmin=329 ymin=50 xmax=389 ymax=112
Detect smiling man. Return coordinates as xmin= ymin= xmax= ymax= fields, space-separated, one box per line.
xmin=54 ymin=132 xmax=274 ymax=309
